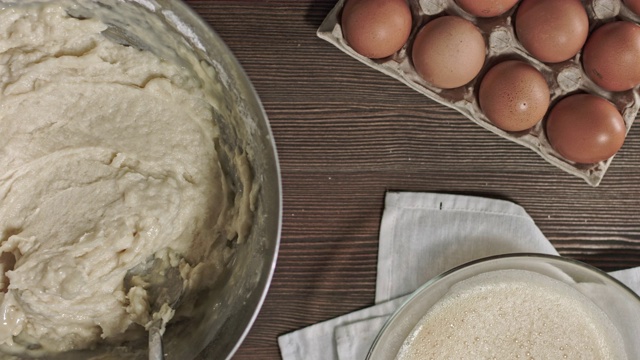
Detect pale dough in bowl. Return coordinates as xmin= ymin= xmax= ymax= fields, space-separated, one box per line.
xmin=0 ymin=0 xmax=253 ymax=356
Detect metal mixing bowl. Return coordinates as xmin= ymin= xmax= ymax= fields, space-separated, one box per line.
xmin=18 ymin=1 xmax=282 ymax=359
xmin=168 ymin=3 xmax=282 ymax=359
xmin=146 ymin=2 xmax=282 ymax=359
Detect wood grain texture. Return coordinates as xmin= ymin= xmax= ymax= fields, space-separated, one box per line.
xmin=184 ymin=1 xmax=640 ymax=358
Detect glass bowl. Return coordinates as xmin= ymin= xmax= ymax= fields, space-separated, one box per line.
xmin=368 ymin=253 xmax=640 ymax=359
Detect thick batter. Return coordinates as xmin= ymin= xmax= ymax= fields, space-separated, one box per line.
xmin=0 ymin=0 xmax=252 ymax=355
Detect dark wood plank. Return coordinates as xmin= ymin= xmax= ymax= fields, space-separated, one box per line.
xmin=184 ymin=1 xmax=640 ymax=358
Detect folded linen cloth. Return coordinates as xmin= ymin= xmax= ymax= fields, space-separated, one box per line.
xmin=277 ymin=295 xmax=408 ymax=360
xmin=278 ymin=192 xmax=640 ymax=360
xmin=335 ymin=316 xmax=390 ymax=360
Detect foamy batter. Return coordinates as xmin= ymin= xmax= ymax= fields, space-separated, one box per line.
xmin=396 ymin=269 xmax=627 ymax=360
xmin=0 ymin=0 xmax=252 ymax=355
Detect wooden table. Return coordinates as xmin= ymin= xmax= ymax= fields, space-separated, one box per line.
xmin=185 ymin=1 xmax=640 ymax=358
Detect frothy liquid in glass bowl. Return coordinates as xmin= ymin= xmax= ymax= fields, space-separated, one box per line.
xmin=396 ymin=269 xmax=627 ymax=360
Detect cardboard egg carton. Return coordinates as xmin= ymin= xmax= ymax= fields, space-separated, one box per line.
xmin=317 ymin=0 xmax=640 ymax=186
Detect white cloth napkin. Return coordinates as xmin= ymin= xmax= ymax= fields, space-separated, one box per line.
xmin=278 ymin=192 xmax=640 ymax=360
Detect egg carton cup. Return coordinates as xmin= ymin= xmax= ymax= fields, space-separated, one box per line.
xmin=318 ymin=0 xmax=640 ymax=186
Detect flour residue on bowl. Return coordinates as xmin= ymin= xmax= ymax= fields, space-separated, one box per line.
xmin=125 ymin=0 xmax=157 ymax=11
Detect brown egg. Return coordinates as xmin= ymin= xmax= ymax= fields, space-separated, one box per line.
xmin=412 ymin=16 xmax=486 ymax=89
xmin=546 ymin=94 xmax=626 ymax=164
xmin=624 ymin=0 xmax=640 ymax=16
xmin=479 ymin=60 xmax=550 ymax=132
xmin=456 ymin=0 xmax=519 ymax=18
xmin=341 ymin=0 xmax=412 ymax=59
xmin=515 ymin=0 xmax=589 ymax=63
xmin=583 ymin=21 xmax=640 ymax=92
